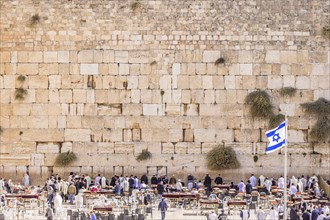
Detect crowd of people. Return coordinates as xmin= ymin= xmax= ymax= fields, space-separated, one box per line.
xmin=0 ymin=172 xmax=329 ymax=220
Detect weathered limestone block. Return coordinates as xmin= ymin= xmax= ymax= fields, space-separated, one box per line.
xmin=82 ymin=116 xmax=104 ymax=129
xmin=118 ymin=63 xmax=129 ymax=75
xmin=267 ymin=75 xmax=282 ymax=89
xmin=28 ymin=76 xmax=48 ymax=88
xmin=280 ymin=51 xmax=298 ymax=64
xmin=102 ymin=128 xmax=122 ymax=142
xmin=189 ymin=75 xmax=202 ymax=89
xmin=59 ymin=89 xmax=73 ymax=103
xmin=142 ymin=104 xmax=164 ymax=116
xmin=44 ymin=51 xmax=58 ymax=63
xmin=103 ymin=50 xmax=114 ymax=63
xmin=114 ymin=142 xmax=134 ymax=154
xmin=27 ymin=51 xmax=43 ymax=63
xmin=123 ymin=129 xmax=132 ymax=142
xmin=128 ymin=50 xmax=149 ymax=63
xmin=186 ymin=142 xmax=201 ymax=154
xmin=175 ymin=142 xmax=187 ymax=154
xmin=177 ymin=76 xmax=190 ymax=89
xmin=72 ymin=142 xmax=97 ymax=154
xmin=21 ymin=129 xmax=64 ymax=142
xmin=77 ymin=50 xmax=93 ymax=63
xmin=0 ymin=154 xmax=30 ymax=166
xmin=203 ymin=51 xmax=220 ymax=63
xmin=61 ymin=142 xmax=73 ymax=152
xmin=239 ymin=64 xmax=253 ymax=75
xmin=296 ymin=76 xmax=310 ymax=89
xmin=195 ymin=129 xmax=233 ymax=142
xmin=224 ymin=75 xmax=235 ymax=89
xmin=161 ymin=142 xmax=175 ymax=154
xmin=199 ymin=104 xmax=221 ymax=116
xmin=279 ymin=104 xmax=296 ymax=116
xmin=115 ymin=51 xmax=128 ymax=63
xmin=288 ymin=130 xmax=306 ymax=142
xmin=165 ymin=104 xmax=181 ymax=115
xmin=122 ymin=104 xmax=142 ymax=115
xmin=234 ymin=129 xmax=260 ymax=142
xmin=31 ymin=154 xmax=45 ymax=166
xmin=265 ymin=50 xmax=280 ymax=63
xmin=183 ymin=104 xmax=199 ymax=116
xmin=201 ymin=142 xmax=218 ymax=154
xmin=0 ymin=51 xmax=11 ymax=62
xmin=80 ymin=64 xmax=99 ymax=75
xmin=65 ymin=129 xmax=91 ymax=142
xmin=58 ymin=51 xmax=69 ymax=63
xmin=17 ymin=64 xmax=38 ymax=75
xmin=37 ymin=143 xmax=60 ymax=153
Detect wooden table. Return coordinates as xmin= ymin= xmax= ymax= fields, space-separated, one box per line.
xmin=5 ymin=194 xmax=39 ymax=199
xmin=93 ymin=205 xmax=113 ymax=212
xmin=227 ymin=200 xmax=246 ymax=214
xmin=199 ymin=199 xmax=220 ymax=214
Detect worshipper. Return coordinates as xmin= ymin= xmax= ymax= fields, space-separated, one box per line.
xmin=278 ymin=175 xmax=285 ymax=188
xmin=208 ymin=210 xmax=218 ymax=220
xmin=259 ymin=175 xmax=265 ymax=186
xmin=316 ymin=211 xmax=326 ymax=220
xmin=157 ymin=181 xmax=165 ymax=199
xmin=95 ymin=174 xmax=101 ymax=186
xmin=123 ymin=177 xmax=129 ymax=193
xmin=269 ymin=206 xmax=278 ymax=220
xmin=45 ymin=203 xmax=54 ymax=220
xmin=249 ymin=174 xmax=257 ymax=187
xmin=289 ymin=206 xmax=299 ymax=220
xmin=59 ymin=178 xmax=68 ymax=202
xmin=264 ymin=178 xmax=272 ymax=194
xmin=218 ymin=209 xmax=227 ymax=220
xmin=158 ymin=198 xmax=168 ymax=220
xmin=204 ymin=173 xmax=212 ymax=196
xmin=300 ymin=175 xmax=307 ymax=190
xmin=90 ymin=211 xmax=97 ymax=220
xmin=101 ymin=175 xmax=107 ymax=188
xmin=256 ymin=207 xmax=266 ymax=220
xmin=302 ymin=209 xmax=311 ymax=220
xmin=23 ymin=172 xmax=30 ymax=187
xmin=115 ymin=181 xmax=121 ymax=195
xmin=141 ymin=173 xmax=148 ymax=185
xmin=151 ymin=175 xmax=158 ymax=185
xmin=75 ymin=191 xmax=84 ymax=210
xmin=68 ymin=182 xmax=76 ymax=205
xmin=54 ymin=192 xmax=63 ymax=215
xmin=134 ymin=176 xmax=139 ymax=189
xmin=312 ymin=206 xmax=320 ymax=220
xmin=238 ymin=180 xmax=245 ymax=193
xmin=169 ymin=175 xmax=177 ymax=185
xmin=0 ymin=178 xmax=4 ymax=191
xmin=240 ymin=207 xmax=250 ymax=220
xmin=215 ymin=174 xmax=223 ymax=185
xmin=324 ymin=205 xmax=330 ymax=216
xmin=176 ymin=179 xmax=183 ymax=192
xmin=129 ymin=175 xmax=134 ymax=195
xmin=300 ymin=197 xmax=307 ymax=212
xmin=85 ymin=174 xmax=91 ymax=189
xmin=48 ymin=188 xmax=55 ymax=209
xmin=187 ymin=174 xmax=194 ymax=183
xmin=290 ymin=183 xmax=298 ymax=199
xmin=188 ymin=180 xmax=194 ymax=191
xmin=245 ymin=180 xmax=253 ymax=195
xmin=68 ymin=172 xmax=74 ymax=183
xmin=140 ymin=181 xmax=147 ymax=190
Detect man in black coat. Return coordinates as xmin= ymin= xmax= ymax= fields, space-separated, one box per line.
xmin=245 ymin=180 xmax=253 ymax=195
xmin=214 ymin=174 xmax=223 ymax=185
xmin=204 ymin=174 xmax=212 ymax=196
xmin=302 ymin=209 xmax=311 ymax=220
xmin=141 ymin=173 xmax=148 ymax=185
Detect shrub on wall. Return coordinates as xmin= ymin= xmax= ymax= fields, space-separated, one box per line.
xmin=301 ymin=98 xmax=330 ymax=143
xmin=55 ymin=151 xmax=77 ymax=166
xmin=15 ymin=88 xmax=28 ymax=100
xmin=245 ymin=90 xmax=273 ymax=118
xmin=206 ymin=146 xmax=240 ymax=170
xmin=322 ymin=26 xmax=330 ymax=39
xmin=269 ymin=114 xmax=285 ymax=129
xmin=279 ymin=87 xmax=297 ymax=97
xmin=137 ymin=149 xmax=152 ymax=161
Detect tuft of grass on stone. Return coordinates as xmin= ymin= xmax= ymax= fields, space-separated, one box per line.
xmin=301 ymin=98 xmax=330 ymax=143
xmin=253 ymin=155 xmax=258 ymax=162
xmin=137 ymin=149 xmax=152 ymax=161
xmin=269 ymin=114 xmax=285 ymax=129
xmin=322 ymin=26 xmax=330 ymax=40
xmin=55 ymin=151 xmax=77 ymax=166
xmin=206 ymin=146 xmax=240 ymax=170
xmin=30 ymin=14 xmax=40 ymax=25
xmin=215 ymin=57 xmax=225 ymax=65
xmin=17 ymin=75 xmax=26 ymax=83
xmin=245 ymin=90 xmax=273 ymax=118
xmin=279 ymin=87 xmax=297 ymax=97
xmin=15 ymin=88 xmax=28 ymax=100
xmin=131 ymin=1 xmax=141 ymax=11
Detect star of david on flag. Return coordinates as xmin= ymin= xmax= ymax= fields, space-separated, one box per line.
xmin=265 ymin=121 xmax=287 ymax=154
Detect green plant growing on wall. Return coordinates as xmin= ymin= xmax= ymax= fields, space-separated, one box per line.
xmin=131 ymin=1 xmax=141 ymax=11
xmin=137 ymin=149 xmax=152 ymax=161
xmin=322 ymin=26 xmax=330 ymax=40
xmin=301 ymin=98 xmax=330 ymax=143
xmin=253 ymin=155 xmax=258 ymax=162
xmin=30 ymin=14 xmax=40 ymax=26
xmin=17 ymin=75 xmax=26 ymax=83
xmin=150 ymin=61 xmax=157 ymax=65
xmin=269 ymin=114 xmax=285 ymax=129
xmin=55 ymin=151 xmax=77 ymax=166
xmin=245 ymin=90 xmax=273 ymax=118
xmin=215 ymin=57 xmax=225 ymax=65
xmin=0 ymin=126 xmax=3 ymax=134
xmin=279 ymin=87 xmax=297 ymax=97
xmin=206 ymin=146 xmax=240 ymax=170
xmin=15 ymin=88 xmax=28 ymax=100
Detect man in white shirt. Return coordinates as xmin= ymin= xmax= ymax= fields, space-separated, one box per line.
xmin=249 ymin=174 xmax=257 ymax=187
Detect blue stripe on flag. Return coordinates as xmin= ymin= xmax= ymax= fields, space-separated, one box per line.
xmin=266 ymin=139 xmax=286 ymax=153
xmin=265 ymin=121 xmax=286 ymax=137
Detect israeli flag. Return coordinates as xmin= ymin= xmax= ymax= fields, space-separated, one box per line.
xmin=265 ymin=121 xmax=287 ymax=154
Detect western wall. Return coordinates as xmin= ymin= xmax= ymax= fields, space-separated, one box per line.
xmin=0 ymin=0 xmax=329 ymax=184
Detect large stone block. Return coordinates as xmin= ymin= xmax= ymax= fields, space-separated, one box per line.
xmin=203 ymin=51 xmax=220 ymax=63
xmin=128 ymin=50 xmax=149 ymax=63
xmin=17 ymin=64 xmax=38 ymax=75
xmin=37 ymin=143 xmax=60 ymax=153
xmin=31 ymin=154 xmax=45 ymax=166
xmin=65 ymin=129 xmax=91 ymax=142
xmin=80 ymin=64 xmax=99 ymax=75
xmin=77 ymin=50 xmax=94 ymax=63
xmin=21 ymin=129 xmax=64 ymax=142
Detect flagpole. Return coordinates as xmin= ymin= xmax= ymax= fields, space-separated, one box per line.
xmin=283 ymin=113 xmax=288 ymax=220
